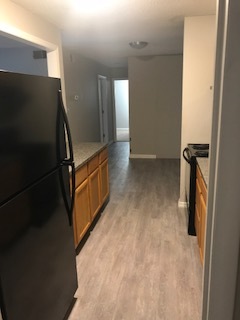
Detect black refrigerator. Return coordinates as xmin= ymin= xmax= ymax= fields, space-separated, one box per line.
xmin=0 ymin=71 xmax=77 ymax=320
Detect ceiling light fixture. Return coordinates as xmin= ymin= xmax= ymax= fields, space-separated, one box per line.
xmin=129 ymin=41 xmax=148 ymax=49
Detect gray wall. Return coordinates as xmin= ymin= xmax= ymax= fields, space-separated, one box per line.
xmin=128 ymin=55 xmax=183 ymax=158
xmin=111 ymin=67 xmax=128 ymax=78
xmin=0 ymin=47 xmax=48 ymax=76
xmin=63 ymin=49 xmax=113 ymax=144
xmin=202 ymin=0 xmax=240 ymax=319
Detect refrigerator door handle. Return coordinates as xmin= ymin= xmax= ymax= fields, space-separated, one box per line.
xmin=59 ymin=163 xmax=75 ymax=226
xmin=68 ymin=162 xmax=75 ymax=226
xmin=58 ymin=90 xmax=75 ymax=226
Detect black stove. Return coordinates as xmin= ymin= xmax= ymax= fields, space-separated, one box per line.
xmin=183 ymin=143 xmax=209 ymax=236
xmin=188 ymin=143 xmax=209 ymax=158
xmin=195 ymin=150 xmax=209 ymax=157
xmin=191 ymin=144 xmax=209 ymax=150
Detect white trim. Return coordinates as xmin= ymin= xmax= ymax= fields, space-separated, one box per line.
xmin=0 ymin=23 xmax=57 ymax=51
xmin=98 ymin=75 xmax=108 ymax=143
xmin=178 ymin=200 xmax=187 ymax=208
xmin=130 ymin=154 xmax=156 ymax=159
xmin=116 ymin=128 xmax=129 ymax=131
xmin=47 ymin=49 xmax=61 ymax=78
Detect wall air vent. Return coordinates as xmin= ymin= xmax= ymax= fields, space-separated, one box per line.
xmin=33 ymin=50 xmax=47 ymax=59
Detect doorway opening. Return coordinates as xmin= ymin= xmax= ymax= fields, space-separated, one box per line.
xmin=0 ymin=34 xmax=48 ymax=76
xmin=113 ymin=79 xmax=129 ymax=142
xmin=0 ymin=30 xmax=61 ymax=79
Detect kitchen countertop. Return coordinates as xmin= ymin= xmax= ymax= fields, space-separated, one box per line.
xmin=197 ymin=157 xmax=209 ymax=187
xmin=73 ymin=142 xmax=108 ymax=170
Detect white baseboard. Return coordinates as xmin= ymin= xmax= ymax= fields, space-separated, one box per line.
xmin=117 ymin=128 xmax=129 ymax=131
xmin=178 ymin=200 xmax=187 ymax=208
xmin=130 ymin=154 xmax=157 ymax=159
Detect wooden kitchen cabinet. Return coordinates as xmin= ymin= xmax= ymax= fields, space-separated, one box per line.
xmin=88 ymin=155 xmax=101 ymax=220
xmin=200 ymin=194 xmax=207 ymax=262
xmin=73 ymin=178 xmax=91 ymax=246
xmin=88 ymin=167 xmax=101 ymax=220
xmin=72 ymin=164 xmax=91 ymax=247
xmin=195 ymin=179 xmax=201 ymax=247
xmin=195 ymin=164 xmax=207 ymax=265
xmin=99 ymin=148 xmax=109 ymax=204
xmin=100 ymin=158 xmax=109 ymax=204
xmin=72 ymin=146 xmax=109 ymax=248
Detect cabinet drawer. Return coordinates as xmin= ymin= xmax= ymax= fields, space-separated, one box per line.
xmin=88 ymin=155 xmax=99 ymax=174
xmin=196 ymin=165 xmax=207 ymax=203
xmin=99 ymin=147 xmax=108 ymax=164
xmin=75 ymin=164 xmax=88 ymax=187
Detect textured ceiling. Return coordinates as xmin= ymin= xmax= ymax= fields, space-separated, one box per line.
xmin=10 ymin=0 xmax=216 ymax=67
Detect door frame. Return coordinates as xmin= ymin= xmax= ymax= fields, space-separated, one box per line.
xmin=111 ymin=77 xmax=129 ymax=142
xmin=98 ymin=75 xmax=108 ymax=143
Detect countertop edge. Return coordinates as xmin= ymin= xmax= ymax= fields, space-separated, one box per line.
xmin=73 ymin=142 xmax=108 ymax=171
xmin=196 ymin=157 xmax=209 ymax=187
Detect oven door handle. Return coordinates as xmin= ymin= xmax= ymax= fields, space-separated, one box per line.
xmin=183 ymin=147 xmax=191 ymax=164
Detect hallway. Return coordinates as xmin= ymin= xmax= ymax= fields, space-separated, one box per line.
xmin=69 ymin=142 xmax=202 ymax=320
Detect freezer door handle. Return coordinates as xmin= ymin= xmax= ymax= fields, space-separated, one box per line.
xmin=69 ymin=162 xmax=75 ymax=225
xmin=58 ymin=90 xmax=74 ymax=164
xmin=58 ymin=90 xmax=75 ymax=225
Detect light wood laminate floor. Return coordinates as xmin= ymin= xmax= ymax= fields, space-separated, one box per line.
xmin=68 ymin=142 xmax=202 ymax=320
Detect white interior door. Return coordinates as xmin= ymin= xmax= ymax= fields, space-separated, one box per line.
xmin=98 ymin=75 xmax=108 ymax=143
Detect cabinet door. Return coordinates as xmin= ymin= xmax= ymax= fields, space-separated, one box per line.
xmin=89 ymin=168 xmax=101 ymax=220
xmin=195 ymin=178 xmax=201 ymax=247
xmin=100 ymin=158 xmax=109 ymax=204
xmin=199 ymin=194 xmax=207 ymax=264
xmin=73 ymin=179 xmax=91 ymax=247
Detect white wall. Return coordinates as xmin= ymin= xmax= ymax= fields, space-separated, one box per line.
xmin=0 ymin=47 xmax=48 ymax=76
xmin=0 ymin=0 xmax=64 ymax=97
xmin=114 ymin=80 xmax=129 ymax=129
xmin=179 ymin=15 xmax=216 ymax=204
xmin=128 ymin=55 xmax=182 ymax=159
